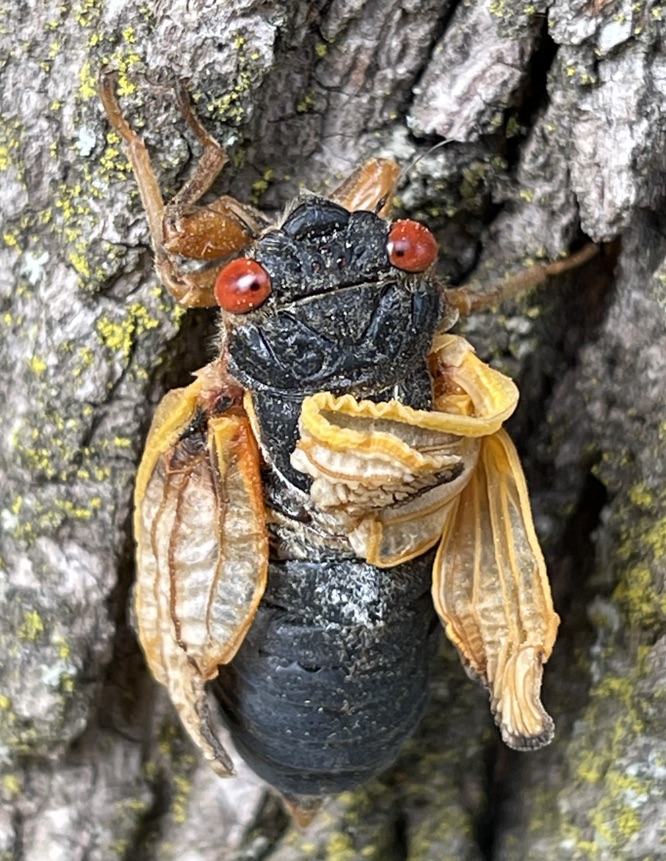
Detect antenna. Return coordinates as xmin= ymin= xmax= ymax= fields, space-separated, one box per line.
xmin=372 ymin=138 xmax=456 ymax=214
xmin=398 ymin=138 xmax=456 ymax=183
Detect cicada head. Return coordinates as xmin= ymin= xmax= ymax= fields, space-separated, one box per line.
xmin=215 ymin=197 xmax=446 ymax=397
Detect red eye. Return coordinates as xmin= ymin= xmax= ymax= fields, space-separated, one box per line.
xmin=387 ymin=220 xmax=438 ymax=272
xmin=215 ymin=259 xmax=272 ymax=313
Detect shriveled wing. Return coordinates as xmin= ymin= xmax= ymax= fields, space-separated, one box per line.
xmin=432 ymin=428 xmax=560 ymax=750
xmin=134 ymin=370 xmax=268 ymax=775
xmin=291 ymin=391 xmax=479 ymax=567
xmin=291 ymin=335 xmax=522 ymax=568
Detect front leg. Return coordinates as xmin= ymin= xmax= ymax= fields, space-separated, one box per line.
xmin=99 ymin=70 xmax=267 ymax=308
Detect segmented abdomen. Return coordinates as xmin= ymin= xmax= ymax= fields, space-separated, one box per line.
xmin=212 ymin=551 xmax=439 ymax=797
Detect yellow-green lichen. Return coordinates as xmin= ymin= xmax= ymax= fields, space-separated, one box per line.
xmin=59 ymin=673 xmax=75 ymax=693
xmin=325 ymin=832 xmax=357 ymax=861
xmin=53 ymin=498 xmax=98 ymax=521
xmin=18 ymin=610 xmax=45 ymax=642
xmin=47 ymin=39 xmax=62 ymax=60
xmin=2 ymin=774 xmax=21 ymax=800
xmin=9 ymin=416 xmax=114 ymax=535
xmin=50 ymin=164 xmax=117 ymax=285
xmin=157 ymin=734 xmax=176 ymax=762
xmin=553 ymin=646 xmax=656 ymax=854
xmin=203 ymin=77 xmax=251 ymax=125
xmin=250 ymin=168 xmax=275 ymax=206
xmin=2 ymin=774 xmax=21 ymax=799
xmin=99 ymin=129 xmax=132 ymax=179
xmin=408 ymin=804 xmax=477 ymax=860
xmin=83 ymin=26 xmax=143 ymax=103
xmin=96 ymin=302 xmax=160 ymax=359
xmin=195 ymin=33 xmax=268 ymax=128
xmin=28 ymin=355 xmax=47 ymax=375
xmin=627 ymin=481 xmax=654 ymax=509
xmin=171 ymin=774 xmax=192 ymax=825
xmin=78 ymin=59 xmax=100 ymax=100
xmin=459 ymin=161 xmax=490 ymax=203
xmin=54 ymin=636 xmax=70 ymax=660
xmin=612 ymin=509 xmax=666 ymax=630
xmin=297 ymin=92 xmax=316 ymax=114
xmin=71 ymin=345 xmax=95 ymax=379
xmin=98 ymin=53 xmax=141 ymax=98
xmin=562 ymin=61 xmax=598 ymax=87
xmin=75 ymin=0 xmax=103 ymax=28
xmin=0 ymin=116 xmax=24 ymax=176
xmin=506 ymin=114 xmax=521 ymax=137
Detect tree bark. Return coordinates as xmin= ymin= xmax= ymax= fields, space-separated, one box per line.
xmin=1 ymin=1 xmax=665 ymax=858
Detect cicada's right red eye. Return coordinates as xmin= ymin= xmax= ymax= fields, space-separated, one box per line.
xmin=215 ymin=259 xmax=272 ymax=313
xmin=387 ymin=220 xmax=438 ymax=272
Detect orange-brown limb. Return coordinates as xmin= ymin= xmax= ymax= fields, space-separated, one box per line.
xmin=99 ymin=70 xmax=265 ymax=308
xmin=445 ymin=242 xmax=600 ymax=316
xmin=281 ymin=794 xmax=324 ymax=828
xmin=329 ymin=157 xmax=400 ymax=217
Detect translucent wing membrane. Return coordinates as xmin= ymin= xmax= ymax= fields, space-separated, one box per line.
xmin=432 ymin=430 xmax=559 ymax=749
xmin=134 ymin=367 xmax=268 ymax=775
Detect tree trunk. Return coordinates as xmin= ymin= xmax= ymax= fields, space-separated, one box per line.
xmin=1 ymin=1 xmax=665 ymax=858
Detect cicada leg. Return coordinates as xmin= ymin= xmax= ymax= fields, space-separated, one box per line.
xmin=445 ymin=242 xmax=600 ymax=316
xmin=99 ymin=70 xmax=267 ymax=308
xmin=328 ymin=157 xmax=400 ymax=217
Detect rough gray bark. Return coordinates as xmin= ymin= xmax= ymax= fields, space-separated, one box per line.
xmin=1 ymin=1 xmax=665 ymax=859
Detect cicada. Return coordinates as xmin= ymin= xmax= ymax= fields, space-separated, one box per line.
xmin=100 ymin=72 xmax=594 ymax=822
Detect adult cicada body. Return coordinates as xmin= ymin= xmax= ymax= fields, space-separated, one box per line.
xmin=100 ymin=72 xmax=594 ymax=821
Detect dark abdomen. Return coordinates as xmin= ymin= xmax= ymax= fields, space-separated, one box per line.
xmin=212 ymin=551 xmax=439 ymax=797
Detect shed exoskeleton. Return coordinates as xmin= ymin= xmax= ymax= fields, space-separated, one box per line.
xmin=100 ymin=71 xmax=596 ymax=822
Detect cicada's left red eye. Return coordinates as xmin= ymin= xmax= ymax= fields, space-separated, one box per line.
xmin=215 ymin=259 xmax=272 ymax=313
xmin=387 ymin=220 xmax=438 ymax=272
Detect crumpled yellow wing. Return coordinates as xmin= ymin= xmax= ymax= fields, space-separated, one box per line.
xmin=290 ymin=390 xmax=479 ymax=566
xmin=291 ymin=335 xmax=521 ymax=567
xmin=432 ymin=428 xmax=560 ymax=750
xmin=134 ymin=365 xmax=268 ymax=776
